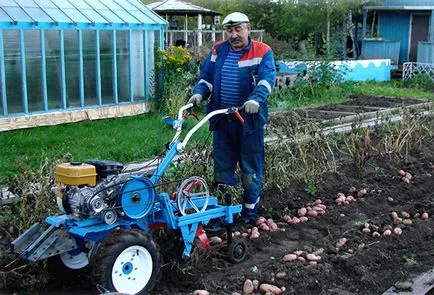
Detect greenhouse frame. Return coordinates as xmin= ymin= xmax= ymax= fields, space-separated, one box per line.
xmin=0 ymin=0 xmax=167 ymax=130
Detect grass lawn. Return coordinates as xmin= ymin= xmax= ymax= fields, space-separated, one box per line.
xmin=0 ymin=111 xmax=210 ymax=184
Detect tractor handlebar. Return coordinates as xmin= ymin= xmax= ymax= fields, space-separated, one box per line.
xmin=172 ymin=104 xmax=245 ymax=151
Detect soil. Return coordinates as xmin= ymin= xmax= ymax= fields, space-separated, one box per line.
xmin=0 ymin=95 xmax=433 ymax=295
xmin=153 ymin=138 xmax=434 ymax=295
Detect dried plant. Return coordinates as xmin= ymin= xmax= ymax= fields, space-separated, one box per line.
xmin=265 ymin=111 xmax=338 ymax=190
xmin=344 ymin=128 xmax=376 ymax=169
xmin=378 ymin=110 xmax=434 ymax=161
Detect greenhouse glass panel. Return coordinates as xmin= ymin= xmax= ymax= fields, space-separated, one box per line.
xmin=44 ymin=8 xmax=71 ymax=23
xmin=112 ymin=10 xmax=140 ymax=24
xmin=64 ymin=30 xmax=80 ymax=108
xmin=104 ymin=0 xmax=124 ymax=10
xmin=24 ymin=30 xmax=43 ymax=112
xmin=83 ymin=30 xmax=97 ymax=106
xmin=100 ymin=30 xmax=113 ymax=104
xmin=128 ymin=10 xmax=154 ymax=24
xmin=4 ymin=30 xmax=22 ymax=114
xmin=0 ymin=8 xmax=12 ymax=22
xmin=33 ymin=0 xmax=57 ymax=9
xmin=147 ymin=30 xmax=156 ymax=100
xmin=54 ymin=0 xmax=74 ymax=9
xmin=0 ymin=0 xmax=19 ymax=7
xmin=63 ymin=9 xmax=89 ymax=23
xmin=116 ymin=30 xmax=129 ymax=102
xmin=16 ymin=0 xmax=38 ymax=8
xmin=82 ymin=9 xmax=107 ymax=24
xmin=114 ymin=0 xmax=136 ymax=11
xmin=131 ymin=30 xmax=144 ymax=100
xmin=98 ymin=10 xmax=123 ymax=24
xmin=45 ymin=30 xmax=62 ymax=110
xmin=26 ymin=7 xmax=52 ymax=23
xmin=72 ymin=0 xmax=92 ymax=10
xmin=87 ymin=0 xmax=107 ymax=10
xmin=3 ymin=7 xmax=32 ymax=22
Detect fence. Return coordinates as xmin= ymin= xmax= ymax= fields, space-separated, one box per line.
xmin=402 ymin=62 xmax=434 ymax=81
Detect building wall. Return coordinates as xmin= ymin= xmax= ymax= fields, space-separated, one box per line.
xmin=378 ymin=11 xmax=410 ymax=64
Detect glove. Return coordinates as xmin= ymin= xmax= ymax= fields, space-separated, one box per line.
xmin=188 ymin=94 xmax=203 ymax=107
xmin=243 ymin=100 xmax=260 ymax=114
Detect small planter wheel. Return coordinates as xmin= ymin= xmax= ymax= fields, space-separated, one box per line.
xmin=227 ymin=238 xmax=247 ymax=264
xmin=91 ymin=229 xmax=161 ymax=295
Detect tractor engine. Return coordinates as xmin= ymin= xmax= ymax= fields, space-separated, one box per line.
xmin=55 ymin=160 xmax=125 ymax=223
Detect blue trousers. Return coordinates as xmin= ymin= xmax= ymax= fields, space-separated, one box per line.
xmin=212 ymin=118 xmax=265 ymax=216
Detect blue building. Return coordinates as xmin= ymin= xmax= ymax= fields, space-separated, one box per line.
xmin=0 ymin=0 xmax=166 ymax=130
xmin=360 ymin=0 xmax=434 ymax=65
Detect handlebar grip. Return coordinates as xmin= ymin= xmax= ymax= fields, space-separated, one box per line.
xmin=234 ymin=111 xmax=244 ymax=124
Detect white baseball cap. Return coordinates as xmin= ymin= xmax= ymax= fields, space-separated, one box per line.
xmin=222 ymin=12 xmax=249 ymax=28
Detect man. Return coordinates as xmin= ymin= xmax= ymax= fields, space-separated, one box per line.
xmin=188 ymin=12 xmax=276 ymax=224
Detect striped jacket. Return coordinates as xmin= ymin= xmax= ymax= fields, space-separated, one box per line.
xmin=192 ymin=38 xmax=276 ymax=133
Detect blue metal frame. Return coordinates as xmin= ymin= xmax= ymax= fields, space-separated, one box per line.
xmin=0 ymin=30 xmax=7 ymax=115
xmin=20 ymin=29 xmax=28 ymax=113
xmin=144 ymin=30 xmax=148 ymax=101
xmin=60 ymin=30 xmax=67 ymax=109
xmin=128 ymin=29 xmax=134 ymax=101
xmin=96 ymin=29 xmax=102 ymax=105
xmin=78 ymin=30 xmax=85 ymax=107
xmin=40 ymin=29 xmax=48 ymax=112
xmin=112 ymin=29 xmax=118 ymax=104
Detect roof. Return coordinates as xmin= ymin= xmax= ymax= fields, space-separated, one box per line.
xmin=364 ymin=0 xmax=434 ymax=10
xmin=0 ymin=0 xmax=167 ymax=29
xmin=147 ymin=0 xmax=221 ymax=16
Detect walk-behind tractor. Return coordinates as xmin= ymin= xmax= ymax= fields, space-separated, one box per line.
xmin=11 ymin=104 xmax=248 ymax=295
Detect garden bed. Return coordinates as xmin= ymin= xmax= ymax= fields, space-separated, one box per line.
xmin=151 ymin=138 xmax=433 ymax=295
xmin=270 ymin=95 xmax=427 ymax=122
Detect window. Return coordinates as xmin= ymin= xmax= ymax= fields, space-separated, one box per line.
xmin=116 ymin=30 xmax=129 ymax=102
xmin=82 ymin=30 xmax=97 ymax=106
xmin=24 ymin=30 xmax=43 ymax=112
xmin=131 ymin=30 xmax=144 ymax=101
xmin=100 ymin=30 xmax=114 ymax=104
xmin=45 ymin=29 xmax=62 ymax=110
xmin=4 ymin=30 xmax=22 ymax=114
xmin=64 ymin=30 xmax=80 ymax=107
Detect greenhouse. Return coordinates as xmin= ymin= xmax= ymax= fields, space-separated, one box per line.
xmin=0 ymin=0 xmax=166 ymax=128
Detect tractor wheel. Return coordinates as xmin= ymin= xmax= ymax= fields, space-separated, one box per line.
xmin=45 ymin=251 xmax=91 ymax=288
xmin=90 ymin=229 xmax=161 ymax=295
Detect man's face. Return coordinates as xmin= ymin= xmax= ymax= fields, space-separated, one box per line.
xmin=226 ymin=23 xmax=250 ymax=51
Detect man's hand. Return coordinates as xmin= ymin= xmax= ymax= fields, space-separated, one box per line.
xmin=243 ymin=100 xmax=260 ymax=114
xmin=188 ymin=94 xmax=203 ymax=107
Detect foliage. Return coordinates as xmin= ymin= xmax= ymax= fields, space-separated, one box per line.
xmin=342 ymin=81 xmax=434 ymax=100
xmin=1 ymin=156 xmax=64 ymax=237
xmin=304 ymin=183 xmax=318 ymax=196
xmin=157 ymin=46 xmax=199 ymax=116
xmin=157 ymin=45 xmax=192 ymax=74
xmin=404 ymin=73 xmax=434 ymax=89
xmin=269 ymin=61 xmax=346 ymax=109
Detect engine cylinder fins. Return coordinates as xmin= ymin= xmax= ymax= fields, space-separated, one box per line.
xmin=120 ymin=178 xmax=156 ymax=219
